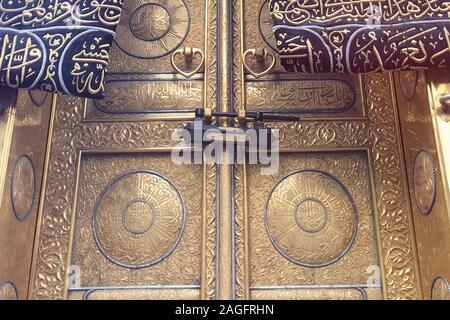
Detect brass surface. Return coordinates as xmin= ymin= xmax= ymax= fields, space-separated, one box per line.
xmin=394 ymin=70 xmax=450 ymax=299
xmin=235 ymin=0 xmax=423 ymax=300
xmin=2 ymin=0 xmax=445 ymax=301
xmin=67 ymin=288 xmax=200 ymax=300
xmin=25 ymin=0 xmax=216 ymax=300
xmin=251 ymin=288 xmax=383 ymax=300
xmin=0 ymin=90 xmax=53 ymax=300
xmin=72 ymin=154 xmax=201 ymax=286
xmin=246 ymin=153 xmax=381 ymax=299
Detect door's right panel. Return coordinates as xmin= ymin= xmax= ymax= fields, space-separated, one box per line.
xmin=234 ymin=0 xmax=422 ymax=300
xmin=395 ymin=70 xmax=450 ymax=300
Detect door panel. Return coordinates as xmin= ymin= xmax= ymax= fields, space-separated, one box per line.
xmin=246 ymin=152 xmax=382 ymax=300
xmin=83 ymin=0 xmax=208 ymax=121
xmin=28 ymin=94 xmax=216 ymax=300
xmin=67 ymin=153 xmax=202 ymax=299
xmin=233 ymin=91 xmax=423 ymax=300
xmin=28 ymin=0 xmax=218 ymax=300
xmin=0 ymin=90 xmax=53 ymax=300
xmin=234 ymin=0 xmax=422 ymax=300
xmin=394 ymin=70 xmax=450 ymax=300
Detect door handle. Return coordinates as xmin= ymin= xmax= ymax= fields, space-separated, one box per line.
xmin=171 ymin=47 xmax=205 ymax=78
xmin=242 ymin=48 xmax=276 ymax=78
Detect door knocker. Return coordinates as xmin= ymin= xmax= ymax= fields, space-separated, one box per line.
xmin=171 ymin=47 xmax=205 ymax=78
xmin=242 ymin=48 xmax=276 ymax=78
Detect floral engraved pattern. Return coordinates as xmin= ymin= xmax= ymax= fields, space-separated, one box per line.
xmin=365 ymin=73 xmax=420 ymax=299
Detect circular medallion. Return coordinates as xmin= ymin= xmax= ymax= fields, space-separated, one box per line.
xmin=295 ymin=198 xmax=328 ymax=233
xmin=0 ymin=281 xmax=18 ymax=300
xmin=130 ymin=4 xmax=171 ymax=41
xmin=28 ymin=90 xmax=48 ymax=107
xmin=413 ymin=150 xmax=436 ymax=215
xmin=265 ymin=169 xmax=358 ymax=268
xmin=121 ymin=199 xmax=156 ymax=234
xmin=11 ymin=155 xmax=35 ymax=221
xmin=93 ymin=170 xmax=185 ymax=269
xmin=398 ymin=70 xmax=419 ymax=101
xmin=431 ymin=276 xmax=450 ymax=300
xmin=259 ymin=0 xmax=277 ymax=51
xmin=115 ymin=0 xmax=190 ymax=59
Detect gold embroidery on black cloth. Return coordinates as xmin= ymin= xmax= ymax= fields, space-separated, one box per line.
xmin=269 ymin=0 xmax=450 ymax=74
xmin=0 ymin=1 xmax=123 ymax=99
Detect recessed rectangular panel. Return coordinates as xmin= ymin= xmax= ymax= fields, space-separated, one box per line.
xmin=68 ymin=288 xmax=199 ymax=300
xmin=246 ymin=152 xmax=382 ymax=299
xmin=84 ymin=74 xmax=203 ymax=119
xmin=70 ymin=153 xmax=202 ymax=299
xmin=246 ymin=77 xmax=360 ymax=115
xmin=109 ymin=0 xmax=203 ymax=72
xmin=251 ymin=287 xmax=382 ymax=300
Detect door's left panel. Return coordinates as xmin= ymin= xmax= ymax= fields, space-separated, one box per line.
xmin=27 ymin=0 xmax=216 ymax=300
xmin=0 ymin=90 xmax=53 ymax=300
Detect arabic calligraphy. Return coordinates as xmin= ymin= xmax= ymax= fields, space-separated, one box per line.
xmin=0 ymin=1 xmax=123 ymax=99
xmin=0 ymin=0 xmax=123 ymax=28
xmin=0 ymin=31 xmax=44 ymax=88
xmin=114 ymin=0 xmax=189 ymax=59
xmin=93 ymin=79 xmax=203 ymax=113
xmin=246 ymin=78 xmax=356 ymax=112
xmin=269 ymin=0 xmax=450 ymax=74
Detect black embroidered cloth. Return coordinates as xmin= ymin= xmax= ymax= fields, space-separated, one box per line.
xmin=0 ymin=1 xmax=123 ymax=99
xmin=269 ymin=0 xmax=450 ymax=74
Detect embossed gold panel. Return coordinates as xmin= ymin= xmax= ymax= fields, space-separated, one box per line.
xmin=232 ymin=0 xmax=423 ymax=300
xmin=26 ymin=0 xmax=218 ymax=300
xmin=23 ymin=0 xmax=431 ymax=300
xmin=0 ymin=90 xmax=53 ymax=300
xmin=83 ymin=0 xmax=208 ymax=121
xmin=233 ymin=74 xmax=422 ymax=300
xmin=239 ymin=0 xmax=364 ymax=118
xmin=68 ymin=153 xmax=202 ymax=299
xmin=394 ymin=70 xmax=450 ymax=300
xmin=246 ymin=153 xmax=382 ymax=300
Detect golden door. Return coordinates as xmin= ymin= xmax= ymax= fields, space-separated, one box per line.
xmin=1 ymin=0 xmax=450 ymax=300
